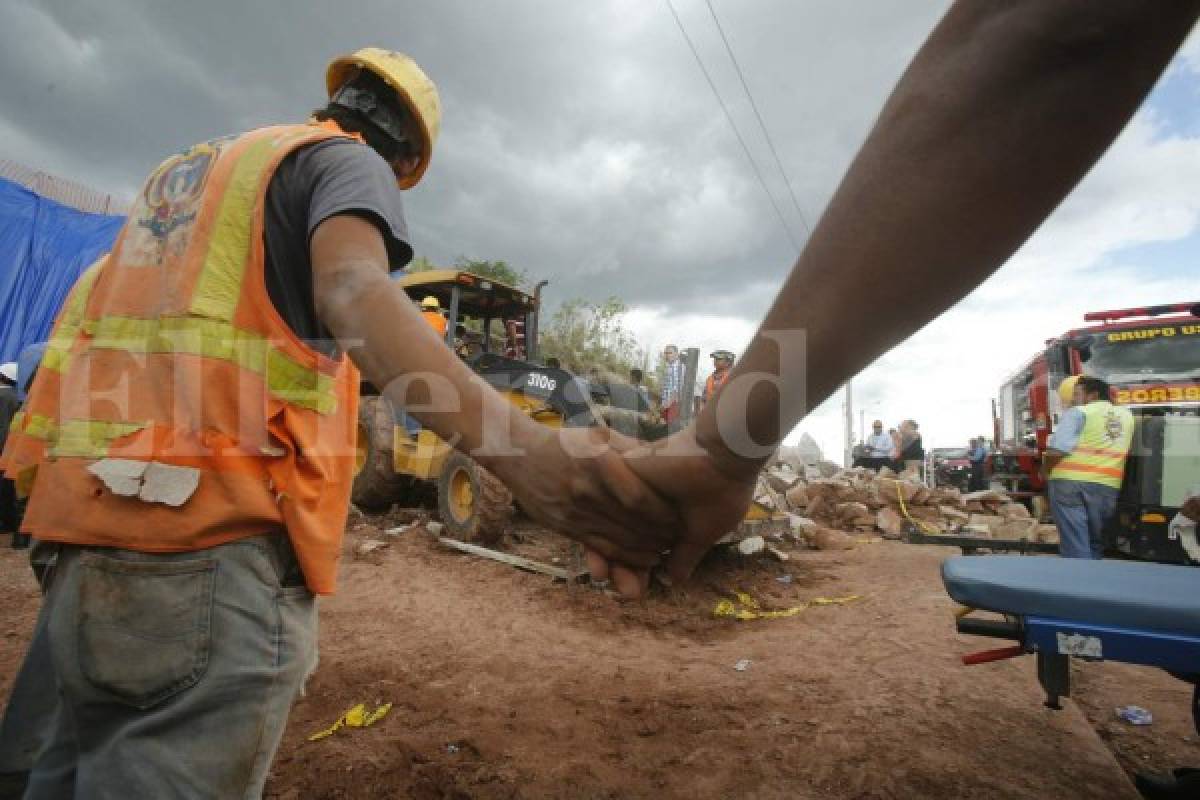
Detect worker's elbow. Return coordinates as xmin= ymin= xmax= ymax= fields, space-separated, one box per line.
xmin=313 ymin=259 xmax=389 ymax=338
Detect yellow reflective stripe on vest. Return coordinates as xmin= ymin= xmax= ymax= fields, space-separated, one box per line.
xmin=24 ymin=413 xmax=55 ymax=440
xmin=1072 ymin=445 xmax=1128 ymax=458
xmin=52 ymin=419 xmax=147 ymax=458
xmin=89 ymin=315 xmax=337 ymax=414
xmin=1051 ymin=401 xmax=1133 ymax=489
xmin=189 ymin=128 xmax=326 ymax=322
xmin=7 ymin=413 xmax=146 ymax=458
xmin=43 ymin=258 xmax=106 ymax=374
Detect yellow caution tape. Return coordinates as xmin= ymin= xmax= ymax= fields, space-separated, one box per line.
xmin=895 ymin=483 xmax=941 ymax=535
xmin=714 ymin=590 xmax=862 ymax=621
xmin=307 ymin=701 xmax=393 ymax=742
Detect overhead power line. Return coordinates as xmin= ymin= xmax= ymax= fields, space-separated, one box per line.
xmin=702 ymin=0 xmax=812 ymax=238
xmin=662 ymin=0 xmax=802 ymax=255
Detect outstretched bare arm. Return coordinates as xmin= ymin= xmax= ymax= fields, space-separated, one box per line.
xmin=629 ymin=0 xmax=1200 ymax=580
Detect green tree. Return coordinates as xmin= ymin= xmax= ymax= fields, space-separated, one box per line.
xmin=406 ymin=256 xmax=528 ymax=288
xmin=453 ymin=257 xmax=528 ymax=288
xmin=407 ymin=255 xmax=438 ymax=272
xmin=538 ymin=297 xmax=654 ymax=389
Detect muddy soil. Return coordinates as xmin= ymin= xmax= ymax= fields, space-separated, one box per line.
xmin=1 ymin=524 xmax=1195 ymax=799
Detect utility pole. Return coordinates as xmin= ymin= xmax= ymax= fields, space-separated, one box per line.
xmin=679 ymin=347 xmax=700 ymax=429
xmin=843 ymin=380 xmax=854 ymax=468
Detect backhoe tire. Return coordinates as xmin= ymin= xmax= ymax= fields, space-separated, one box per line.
xmin=436 ymin=452 xmax=513 ymax=545
xmin=351 ymin=395 xmax=409 ymax=512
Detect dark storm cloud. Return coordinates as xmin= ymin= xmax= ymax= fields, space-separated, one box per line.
xmin=2 ymin=0 xmax=947 ymax=314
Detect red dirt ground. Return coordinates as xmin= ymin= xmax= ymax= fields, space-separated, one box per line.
xmin=2 ymin=522 xmax=1197 ymax=799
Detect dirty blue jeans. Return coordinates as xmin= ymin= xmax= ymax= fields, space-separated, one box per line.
xmin=0 ymin=541 xmax=60 ymax=788
xmin=18 ymin=533 xmax=317 ymax=800
xmin=1048 ymin=479 xmax=1119 ymax=560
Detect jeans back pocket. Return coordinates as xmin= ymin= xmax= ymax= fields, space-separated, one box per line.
xmin=77 ymin=553 xmax=216 ymax=709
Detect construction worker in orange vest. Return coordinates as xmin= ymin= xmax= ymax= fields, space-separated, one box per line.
xmin=702 ymin=350 xmax=735 ymax=407
xmin=0 ymin=47 xmax=673 ymax=797
xmin=419 ymin=294 xmax=447 ymax=338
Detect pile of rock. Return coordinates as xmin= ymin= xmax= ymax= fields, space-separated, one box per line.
xmin=748 ymin=464 xmax=1057 ymax=550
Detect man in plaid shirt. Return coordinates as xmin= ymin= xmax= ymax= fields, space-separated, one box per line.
xmin=659 ymin=344 xmax=686 ymax=429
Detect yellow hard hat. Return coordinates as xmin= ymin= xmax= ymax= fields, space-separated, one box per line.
xmin=327 ymin=47 xmax=441 ymax=189
xmin=420 ymin=295 xmax=440 ymax=310
xmin=1057 ymin=375 xmax=1080 ymax=405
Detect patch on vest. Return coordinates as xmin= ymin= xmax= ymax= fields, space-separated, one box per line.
xmin=1102 ymin=410 xmax=1125 ymax=444
xmin=88 ymin=459 xmax=201 ymax=507
xmin=127 ymin=137 xmax=231 ymax=264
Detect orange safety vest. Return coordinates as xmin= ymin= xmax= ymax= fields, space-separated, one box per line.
xmin=422 ymin=309 xmax=447 ymax=337
xmin=704 ymin=369 xmax=730 ymax=402
xmin=0 ymin=122 xmax=364 ymax=594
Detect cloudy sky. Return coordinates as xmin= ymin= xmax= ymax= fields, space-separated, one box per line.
xmin=4 ymin=1 xmax=1198 ymax=459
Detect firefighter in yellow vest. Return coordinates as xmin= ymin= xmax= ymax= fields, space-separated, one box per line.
xmin=0 ymin=48 xmax=674 ymax=797
xmin=1044 ymin=375 xmax=1134 ymax=559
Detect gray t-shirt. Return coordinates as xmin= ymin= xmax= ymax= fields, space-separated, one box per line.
xmin=263 ymin=137 xmax=413 ymax=355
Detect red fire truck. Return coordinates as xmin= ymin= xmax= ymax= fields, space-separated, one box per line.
xmin=992 ymin=301 xmax=1200 ymax=563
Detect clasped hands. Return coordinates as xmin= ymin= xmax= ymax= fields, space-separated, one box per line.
xmin=492 ymin=423 xmax=761 ymax=599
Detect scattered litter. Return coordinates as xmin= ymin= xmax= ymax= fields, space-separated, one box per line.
xmin=354 ymin=540 xmax=389 ymax=556
xmin=382 ymin=522 xmax=420 ymax=537
xmin=308 ymin=702 xmax=393 ymax=741
xmin=438 ymin=536 xmax=586 ymax=581
xmin=446 ymin=743 xmax=460 ymax=754
xmin=714 ymin=590 xmax=862 ymax=621
xmin=733 ymin=659 xmax=752 ymax=672
xmin=765 ymin=545 xmax=790 ymax=562
xmin=775 ymin=574 xmax=794 ymax=585
xmin=1116 ymin=706 xmax=1153 ymax=726
xmin=737 ymin=536 xmax=766 ymax=556
xmin=426 ymin=521 xmax=444 ymax=536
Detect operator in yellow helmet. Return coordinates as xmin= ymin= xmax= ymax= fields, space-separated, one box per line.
xmin=419 ymin=294 xmax=448 ymax=338
xmin=1 ymin=47 xmax=677 ymax=797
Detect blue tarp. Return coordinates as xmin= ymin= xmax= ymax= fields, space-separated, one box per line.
xmin=0 ymin=176 xmax=125 ymax=363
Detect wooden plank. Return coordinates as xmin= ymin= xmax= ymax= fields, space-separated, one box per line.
xmin=437 ymin=537 xmax=588 ymax=582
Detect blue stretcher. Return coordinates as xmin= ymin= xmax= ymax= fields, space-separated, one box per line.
xmin=942 ymin=556 xmax=1200 ymax=714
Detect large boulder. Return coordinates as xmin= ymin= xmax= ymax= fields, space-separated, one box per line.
xmin=968 ymin=514 xmax=1005 ymax=535
xmin=835 ymin=501 xmax=870 ymax=522
xmin=785 ymin=483 xmax=810 ymax=510
xmin=877 ymin=478 xmax=920 ymax=506
xmin=998 ymin=502 xmax=1032 ymax=520
xmin=813 ymin=527 xmax=856 ymax=551
xmin=938 ymin=505 xmax=970 ymax=524
xmin=963 ymin=490 xmax=1006 ymax=511
xmin=994 ymin=518 xmax=1038 ymax=540
xmin=876 ymin=506 xmax=905 ymax=537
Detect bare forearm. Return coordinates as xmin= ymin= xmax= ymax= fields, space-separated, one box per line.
xmin=311 ymin=220 xmax=547 ymax=473
xmin=697 ymin=0 xmax=1198 ymax=474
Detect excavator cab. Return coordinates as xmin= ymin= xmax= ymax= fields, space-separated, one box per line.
xmin=353 ymin=270 xmax=601 ymax=543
